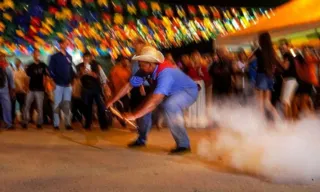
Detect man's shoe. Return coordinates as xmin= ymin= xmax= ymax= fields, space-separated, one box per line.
xmin=54 ymin=126 xmax=59 ymax=131
xmin=127 ymin=140 xmax=146 ymax=148
xmin=37 ymin=124 xmax=43 ymax=129
xmin=66 ymin=126 xmax=73 ymax=130
xmin=21 ymin=124 xmax=28 ymax=129
xmin=169 ymin=147 xmax=191 ymax=155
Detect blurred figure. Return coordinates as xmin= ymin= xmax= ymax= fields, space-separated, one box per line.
xmin=165 ymin=53 xmax=176 ymax=65
xmin=49 ymin=38 xmax=76 ymax=130
xmin=78 ymin=51 xmax=109 ymax=131
xmin=232 ymin=52 xmax=248 ymax=95
xmin=279 ymin=39 xmax=298 ymax=119
xmin=22 ymin=49 xmax=48 ymax=129
xmin=248 ymin=47 xmax=258 ymax=86
xmin=185 ymin=51 xmax=208 ymax=129
xmin=292 ymin=50 xmax=318 ymax=119
xmin=249 ymin=32 xmax=282 ymax=120
xmin=180 ymin=54 xmax=191 ymax=73
xmin=209 ymin=48 xmax=233 ymax=100
xmin=203 ymin=54 xmax=213 ymax=70
xmin=12 ymin=58 xmax=28 ymax=123
xmin=0 ymin=52 xmax=15 ymax=129
xmin=109 ymin=56 xmax=131 ymax=127
xmin=71 ymin=75 xmax=84 ymax=123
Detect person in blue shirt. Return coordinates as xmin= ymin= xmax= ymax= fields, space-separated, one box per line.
xmin=0 ymin=52 xmax=15 ymax=129
xmin=107 ymin=46 xmax=198 ymax=154
xmin=48 ymin=39 xmax=76 ymax=130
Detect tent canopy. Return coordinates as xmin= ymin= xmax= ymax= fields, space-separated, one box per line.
xmin=217 ymin=0 xmax=320 ymax=45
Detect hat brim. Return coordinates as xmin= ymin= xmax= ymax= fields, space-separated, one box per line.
xmin=132 ymin=54 xmax=164 ymax=63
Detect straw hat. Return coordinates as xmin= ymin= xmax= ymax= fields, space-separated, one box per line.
xmin=132 ymin=46 xmax=164 ymax=63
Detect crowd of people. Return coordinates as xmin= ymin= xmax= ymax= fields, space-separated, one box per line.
xmin=175 ymin=32 xmax=319 ymax=123
xmin=0 ymin=32 xmax=319 ymax=153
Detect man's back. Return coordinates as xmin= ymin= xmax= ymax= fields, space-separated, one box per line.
xmin=154 ymin=67 xmax=197 ymax=96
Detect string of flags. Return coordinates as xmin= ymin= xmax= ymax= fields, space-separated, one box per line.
xmin=0 ymin=0 xmax=274 ymax=59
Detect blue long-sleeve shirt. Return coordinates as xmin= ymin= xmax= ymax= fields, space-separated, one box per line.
xmin=131 ymin=61 xmax=149 ymax=86
xmin=48 ymin=52 xmax=75 ymax=86
xmin=0 ymin=66 xmax=15 ymax=93
xmin=130 ymin=63 xmax=197 ymax=96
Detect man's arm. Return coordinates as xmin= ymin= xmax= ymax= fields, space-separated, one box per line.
xmin=132 ymin=94 xmax=165 ymax=119
xmin=107 ymin=70 xmax=146 ymax=107
xmin=130 ymin=70 xmax=173 ymax=119
xmin=106 ymin=82 xmax=133 ymax=107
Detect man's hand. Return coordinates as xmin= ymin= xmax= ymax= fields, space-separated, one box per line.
xmin=104 ymin=85 xmax=112 ymax=98
xmin=140 ymin=85 xmax=146 ymax=96
xmin=123 ymin=112 xmax=137 ymax=121
xmin=105 ymin=100 xmax=114 ymax=108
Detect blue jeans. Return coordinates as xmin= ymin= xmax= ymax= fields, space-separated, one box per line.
xmin=162 ymin=88 xmax=198 ymax=148
xmin=136 ymin=113 xmax=153 ymax=144
xmin=0 ymin=92 xmax=12 ymax=126
xmin=136 ymin=88 xmax=198 ymax=148
xmin=23 ymin=91 xmax=44 ymax=125
xmin=53 ymin=85 xmax=72 ymax=127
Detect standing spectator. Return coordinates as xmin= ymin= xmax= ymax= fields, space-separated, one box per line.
xmin=209 ymin=48 xmax=233 ymax=100
xmin=12 ymin=58 xmax=28 ymax=123
xmin=165 ymin=53 xmax=176 ymax=65
xmin=109 ymin=56 xmax=131 ymax=127
xmin=279 ymin=40 xmax=298 ymax=119
xmin=179 ymin=54 xmax=191 ymax=74
xmin=232 ymin=52 xmax=248 ymax=95
xmin=186 ymin=51 xmax=208 ymax=129
xmin=78 ymin=51 xmax=109 ymax=130
xmin=49 ymin=39 xmax=76 ymax=130
xmin=0 ymin=52 xmax=15 ymax=129
xmin=293 ymin=50 xmax=318 ymax=118
xmin=71 ymin=76 xmax=84 ymax=123
xmin=22 ymin=49 xmax=48 ymax=129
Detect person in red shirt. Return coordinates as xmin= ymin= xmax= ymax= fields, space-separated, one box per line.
xmin=185 ymin=51 xmax=208 ymax=129
xmin=109 ymin=56 xmax=132 ymax=127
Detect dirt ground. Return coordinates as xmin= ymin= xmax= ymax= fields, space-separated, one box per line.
xmin=0 ymin=125 xmax=319 ymax=192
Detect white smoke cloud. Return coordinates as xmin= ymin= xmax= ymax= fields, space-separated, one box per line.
xmin=198 ymin=100 xmax=320 ymax=184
